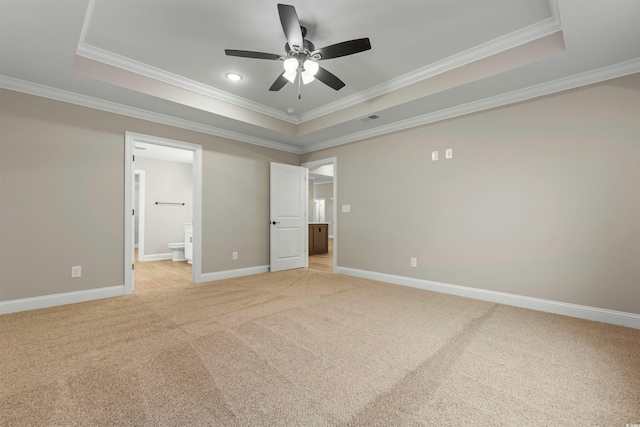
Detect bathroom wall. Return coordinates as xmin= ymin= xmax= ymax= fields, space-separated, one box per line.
xmin=135 ymin=157 xmax=193 ymax=257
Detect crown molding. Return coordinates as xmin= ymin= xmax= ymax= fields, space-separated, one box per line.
xmin=77 ymin=0 xmax=295 ymax=124
xmin=75 ymin=43 xmax=299 ymax=125
xmin=78 ymin=1 xmax=297 ymax=124
xmin=0 ymin=75 xmax=302 ymax=154
xmin=299 ymin=0 xmax=563 ymax=123
xmin=77 ymin=0 xmax=561 ymax=127
xmin=2 ymin=58 xmax=637 ymax=157
xmin=300 ymin=58 xmax=640 ymax=154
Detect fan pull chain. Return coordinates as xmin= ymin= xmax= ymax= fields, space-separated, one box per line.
xmin=298 ymin=69 xmax=302 ymax=99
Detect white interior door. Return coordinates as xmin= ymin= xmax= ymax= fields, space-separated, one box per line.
xmin=270 ymin=162 xmax=307 ymax=272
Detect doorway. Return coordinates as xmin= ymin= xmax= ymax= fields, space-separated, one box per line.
xmin=124 ymin=132 xmax=203 ymax=294
xmin=302 ymin=157 xmax=337 ymax=272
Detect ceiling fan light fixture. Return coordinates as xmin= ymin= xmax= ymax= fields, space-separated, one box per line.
xmin=301 ymin=70 xmax=315 ymax=85
xmin=283 ymin=57 xmax=299 ymax=73
xmin=283 ymin=70 xmax=297 ymax=83
xmin=225 ymin=4 xmax=371 ymax=94
xmin=303 ymin=59 xmax=319 ymax=76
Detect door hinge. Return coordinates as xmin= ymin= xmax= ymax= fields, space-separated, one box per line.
xmin=133 ymin=155 xmax=135 ymax=162
xmin=132 ymin=263 xmax=135 ymax=270
xmin=132 ymin=209 xmax=135 ymax=216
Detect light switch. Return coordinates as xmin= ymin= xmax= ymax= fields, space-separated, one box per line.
xmin=432 ymin=151 xmax=439 ymax=161
xmin=446 ymin=148 xmax=453 ymax=159
xmin=342 ymin=204 xmax=351 ymax=213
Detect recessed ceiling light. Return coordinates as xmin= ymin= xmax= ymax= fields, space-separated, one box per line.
xmin=226 ymin=73 xmax=242 ymax=81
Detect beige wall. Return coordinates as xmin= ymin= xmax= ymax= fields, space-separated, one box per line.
xmin=303 ymin=74 xmax=640 ymax=314
xmin=0 ymin=89 xmax=298 ymax=301
xmin=2 ymin=74 xmax=638 ymax=315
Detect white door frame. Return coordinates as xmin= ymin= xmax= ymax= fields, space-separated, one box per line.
xmin=301 ymin=157 xmax=337 ymax=270
xmin=134 ymin=169 xmax=146 ymax=257
xmin=124 ymin=132 xmax=203 ymax=294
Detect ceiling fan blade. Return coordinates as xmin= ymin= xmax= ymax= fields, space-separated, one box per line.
xmin=314 ymin=38 xmax=371 ymax=60
xmin=278 ymin=4 xmax=303 ymax=52
xmin=315 ymin=67 xmax=345 ymax=91
xmin=225 ymin=50 xmax=283 ymax=60
xmin=269 ymin=73 xmax=289 ymax=91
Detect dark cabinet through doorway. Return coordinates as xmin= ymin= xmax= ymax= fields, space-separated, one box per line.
xmin=309 ymin=224 xmax=328 ymax=255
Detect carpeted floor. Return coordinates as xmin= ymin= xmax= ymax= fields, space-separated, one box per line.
xmin=2 ymin=269 xmax=639 ymax=426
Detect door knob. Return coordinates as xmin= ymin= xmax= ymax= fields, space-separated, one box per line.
xmin=271 ymin=221 xmax=281 ymax=225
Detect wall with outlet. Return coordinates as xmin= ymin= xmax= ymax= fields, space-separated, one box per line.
xmin=302 ymin=73 xmax=640 ymax=315
xmin=0 ymin=88 xmax=298 ymax=303
xmin=0 ymin=71 xmax=638 ymax=318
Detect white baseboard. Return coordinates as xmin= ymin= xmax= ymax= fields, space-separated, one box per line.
xmin=198 ymin=265 xmax=270 ymax=283
xmin=335 ymin=267 xmax=640 ymax=329
xmin=1 ymin=265 xmax=270 ymax=314
xmin=5 ymin=268 xmax=636 ymax=330
xmin=138 ymin=253 xmax=172 ymax=262
xmin=0 ymin=285 xmax=125 ymax=315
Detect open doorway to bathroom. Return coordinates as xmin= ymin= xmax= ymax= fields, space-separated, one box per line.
xmin=124 ymin=132 xmax=202 ymax=294
xmin=134 ymin=157 xmax=192 ymax=291
xmin=302 ymin=157 xmax=337 ymax=272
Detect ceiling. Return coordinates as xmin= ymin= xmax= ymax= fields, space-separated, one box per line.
xmin=1 ymin=0 xmax=639 ymax=154
xmin=134 ymin=141 xmax=193 ymax=165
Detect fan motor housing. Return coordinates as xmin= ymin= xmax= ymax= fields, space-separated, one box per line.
xmin=285 ymin=38 xmax=316 ymax=57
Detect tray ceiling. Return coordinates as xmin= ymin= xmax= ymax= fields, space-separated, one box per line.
xmin=1 ymin=0 xmax=639 ymax=153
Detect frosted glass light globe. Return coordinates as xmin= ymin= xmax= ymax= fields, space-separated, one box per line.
xmin=303 ymin=59 xmax=319 ymax=76
xmin=283 ymin=57 xmax=299 ymax=73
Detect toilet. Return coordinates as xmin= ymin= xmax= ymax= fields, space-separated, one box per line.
xmin=168 ymin=242 xmax=186 ymax=261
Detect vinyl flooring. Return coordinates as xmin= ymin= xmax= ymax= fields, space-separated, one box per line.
xmin=308 ymin=238 xmax=334 ymax=272
xmin=134 ymin=250 xmax=192 ymax=292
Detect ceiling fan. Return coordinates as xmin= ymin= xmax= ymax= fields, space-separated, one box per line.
xmin=225 ymin=3 xmax=371 ymax=96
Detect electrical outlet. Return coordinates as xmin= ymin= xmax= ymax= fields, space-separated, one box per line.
xmin=71 ymin=266 xmax=81 ymax=278
xmin=232 ymin=251 xmax=238 ymax=260
xmin=431 ymin=151 xmax=439 ymax=161
xmin=410 ymin=258 xmax=417 ymax=268
xmin=446 ymin=148 xmax=453 ymax=159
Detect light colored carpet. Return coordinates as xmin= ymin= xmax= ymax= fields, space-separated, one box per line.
xmin=1 ymin=269 xmax=639 ymax=426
